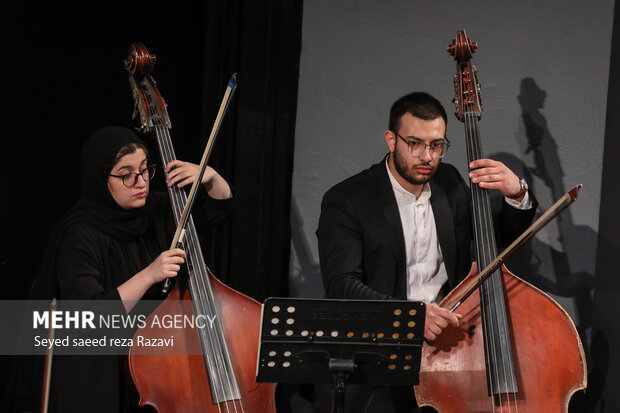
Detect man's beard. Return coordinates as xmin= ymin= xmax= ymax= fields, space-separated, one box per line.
xmin=393 ymin=146 xmax=436 ymax=186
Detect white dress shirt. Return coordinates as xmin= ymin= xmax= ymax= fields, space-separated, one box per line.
xmin=385 ymin=160 xmax=532 ymax=303
xmin=386 ymin=161 xmax=448 ymax=303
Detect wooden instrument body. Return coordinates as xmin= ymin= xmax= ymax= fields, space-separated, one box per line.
xmin=415 ymin=265 xmax=587 ymax=412
xmin=129 ymin=271 xmax=276 ymax=412
xmin=414 ymin=29 xmax=587 ymax=412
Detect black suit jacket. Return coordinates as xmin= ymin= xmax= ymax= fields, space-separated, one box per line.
xmin=317 ymin=158 xmax=537 ymax=301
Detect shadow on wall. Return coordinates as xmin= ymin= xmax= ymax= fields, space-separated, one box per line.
xmin=287 ymin=77 xmax=604 ymax=411
xmin=498 ymin=77 xmax=601 ymax=411
xmin=289 ymin=196 xmax=324 ymax=298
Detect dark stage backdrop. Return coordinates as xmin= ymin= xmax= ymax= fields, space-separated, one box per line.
xmin=592 ymin=0 xmax=620 ymax=410
xmin=3 ymin=2 xmax=300 ymax=301
xmin=2 ymin=0 xmax=301 ymax=406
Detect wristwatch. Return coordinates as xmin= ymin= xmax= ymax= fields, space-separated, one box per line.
xmin=512 ymin=177 xmax=528 ymax=199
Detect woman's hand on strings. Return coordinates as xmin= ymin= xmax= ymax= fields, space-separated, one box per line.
xmin=165 ymin=160 xmax=208 ymax=188
xmin=468 ymin=159 xmax=522 ymax=200
xmin=424 ymin=303 xmax=462 ymax=342
xmin=165 ymin=160 xmax=232 ymax=199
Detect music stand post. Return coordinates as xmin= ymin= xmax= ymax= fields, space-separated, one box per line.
xmin=256 ymin=298 xmax=425 ymax=413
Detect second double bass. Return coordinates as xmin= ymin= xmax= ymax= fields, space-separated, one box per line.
xmin=414 ymin=30 xmax=586 ymax=412
xmin=124 ymin=43 xmax=276 ymax=412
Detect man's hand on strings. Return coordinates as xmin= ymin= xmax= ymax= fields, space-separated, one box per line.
xmin=468 ymin=159 xmax=524 ymax=201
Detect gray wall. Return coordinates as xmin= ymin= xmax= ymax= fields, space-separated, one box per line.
xmin=290 ymin=0 xmax=614 ymax=361
xmin=290 ymin=0 xmax=614 ymax=364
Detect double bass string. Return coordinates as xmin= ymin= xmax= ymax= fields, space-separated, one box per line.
xmin=464 ymin=110 xmax=506 ymax=412
xmin=462 ymin=109 xmax=502 ymax=410
xmin=150 ymin=111 xmax=244 ymax=412
xmin=464 ymin=108 xmax=519 ymax=411
xmin=155 ymin=126 xmax=215 ymax=405
xmin=469 ymin=112 xmax=503 ymax=409
xmin=159 ymin=127 xmax=244 ymax=412
xmin=160 ymin=126 xmax=242 ymax=412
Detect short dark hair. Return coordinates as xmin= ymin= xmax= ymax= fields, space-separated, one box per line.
xmin=388 ymin=92 xmax=448 ymax=132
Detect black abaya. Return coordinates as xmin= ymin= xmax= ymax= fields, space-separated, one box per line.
xmin=9 ymin=127 xmax=232 ymax=413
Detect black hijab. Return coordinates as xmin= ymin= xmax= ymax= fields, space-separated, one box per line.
xmin=29 ymin=126 xmax=154 ymax=299
xmin=76 ymin=126 xmax=150 ymax=241
xmin=11 ymin=127 xmax=230 ymax=412
xmin=7 ymin=127 xmax=169 ymax=413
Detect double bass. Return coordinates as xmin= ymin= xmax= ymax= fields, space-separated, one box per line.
xmin=124 ymin=43 xmax=276 ymax=412
xmin=414 ymin=30 xmax=587 ymax=412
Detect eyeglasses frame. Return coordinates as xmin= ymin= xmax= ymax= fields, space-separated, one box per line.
xmin=393 ymin=132 xmax=451 ymax=159
xmin=109 ymin=164 xmax=156 ymax=188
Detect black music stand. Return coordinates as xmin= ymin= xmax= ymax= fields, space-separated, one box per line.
xmin=256 ymin=298 xmax=425 ymax=413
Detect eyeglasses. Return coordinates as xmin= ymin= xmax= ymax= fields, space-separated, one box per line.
xmin=394 ymin=132 xmax=450 ymax=159
xmin=109 ymin=165 xmax=156 ymax=188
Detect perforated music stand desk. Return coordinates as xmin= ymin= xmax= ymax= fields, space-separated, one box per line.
xmin=256 ymin=298 xmax=425 ymax=413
